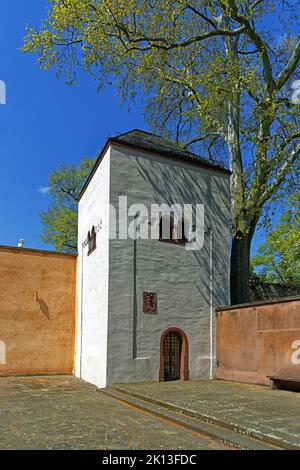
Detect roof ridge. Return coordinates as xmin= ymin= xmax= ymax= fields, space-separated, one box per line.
xmin=115 ymin=128 xmax=189 ymax=146
xmin=78 ymin=128 xmax=231 ymax=202
xmin=115 ymin=128 xmax=166 ymax=140
xmin=112 ymin=128 xmax=226 ymax=167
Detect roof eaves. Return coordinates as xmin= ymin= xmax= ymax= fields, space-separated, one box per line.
xmin=109 ymin=137 xmax=231 ymax=175
xmin=77 ymin=136 xmax=231 ymax=201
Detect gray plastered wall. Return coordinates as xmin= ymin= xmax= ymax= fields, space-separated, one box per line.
xmin=106 ymin=144 xmax=231 ymax=384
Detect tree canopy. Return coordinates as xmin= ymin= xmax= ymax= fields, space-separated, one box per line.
xmin=40 ymin=158 xmax=95 ymax=253
xmin=252 ymin=193 xmax=300 ymax=286
xmin=23 ymin=0 xmax=300 ymax=302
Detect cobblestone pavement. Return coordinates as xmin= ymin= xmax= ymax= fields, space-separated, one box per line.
xmin=116 ymin=380 xmax=300 ymax=448
xmin=0 ymin=376 xmax=230 ymax=450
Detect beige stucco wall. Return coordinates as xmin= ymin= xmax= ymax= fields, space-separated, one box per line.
xmin=0 ymin=246 xmax=76 ymax=376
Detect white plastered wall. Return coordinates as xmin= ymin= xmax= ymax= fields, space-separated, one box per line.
xmin=75 ymin=147 xmax=110 ymax=388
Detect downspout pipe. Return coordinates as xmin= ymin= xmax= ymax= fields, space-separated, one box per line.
xmin=79 ymin=239 xmax=87 ymax=378
xmin=208 ymin=227 xmax=214 ymax=380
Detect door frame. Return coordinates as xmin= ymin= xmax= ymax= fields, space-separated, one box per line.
xmin=159 ymin=327 xmax=189 ymax=381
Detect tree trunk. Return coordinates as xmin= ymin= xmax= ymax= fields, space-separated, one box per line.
xmin=223 ymin=29 xmax=251 ymax=305
xmin=230 ymin=232 xmax=252 ymax=305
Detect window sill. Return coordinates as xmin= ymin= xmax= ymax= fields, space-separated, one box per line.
xmin=159 ymin=238 xmax=187 ymax=246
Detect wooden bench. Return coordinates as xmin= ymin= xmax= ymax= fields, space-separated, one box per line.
xmin=269 ymin=375 xmax=300 ymax=392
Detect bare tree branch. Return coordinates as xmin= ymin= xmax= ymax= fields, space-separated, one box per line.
xmin=185 ymin=4 xmax=218 ymax=29
xmin=184 ymin=134 xmax=212 ymax=148
xmin=259 ymin=140 xmax=300 ymax=207
xmin=226 ymin=0 xmax=276 ymax=94
xmin=276 ymin=39 xmax=300 ymax=90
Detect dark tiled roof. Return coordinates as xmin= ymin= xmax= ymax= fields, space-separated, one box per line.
xmin=78 ymin=128 xmax=230 ymax=201
xmin=249 ymin=277 xmax=300 ymax=303
xmin=217 ymin=278 xmax=300 ymax=310
xmin=110 ymin=129 xmax=229 ymax=174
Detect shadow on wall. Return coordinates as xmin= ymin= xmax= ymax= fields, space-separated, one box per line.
xmin=36 ymin=294 xmax=50 ymax=320
xmin=135 ymin=157 xmax=230 ymax=306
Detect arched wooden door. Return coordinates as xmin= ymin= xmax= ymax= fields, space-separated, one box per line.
xmin=159 ymin=328 xmax=189 ymax=381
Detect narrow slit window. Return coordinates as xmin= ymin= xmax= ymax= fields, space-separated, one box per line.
xmin=88 ymin=226 xmax=97 ymax=255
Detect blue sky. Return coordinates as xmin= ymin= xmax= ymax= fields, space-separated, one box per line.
xmin=0 ymin=1 xmax=267 ymax=254
xmin=0 ymin=1 xmax=146 ymax=251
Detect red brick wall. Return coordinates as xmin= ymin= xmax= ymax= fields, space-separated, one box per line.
xmin=216 ymin=298 xmax=300 ymax=385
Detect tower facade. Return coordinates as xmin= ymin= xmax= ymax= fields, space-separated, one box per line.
xmin=75 ymin=130 xmax=231 ymax=388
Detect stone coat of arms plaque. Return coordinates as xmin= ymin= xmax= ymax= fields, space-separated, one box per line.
xmin=143 ymin=292 xmax=157 ymax=313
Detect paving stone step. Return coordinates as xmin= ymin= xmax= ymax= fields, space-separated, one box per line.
xmin=108 ymin=385 xmax=300 ymax=450
xmin=101 ymin=387 xmax=281 ymax=450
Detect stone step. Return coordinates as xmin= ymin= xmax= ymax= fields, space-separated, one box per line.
xmin=108 ymin=385 xmax=300 ymax=450
xmin=100 ymin=387 xmax=281 ymax=450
